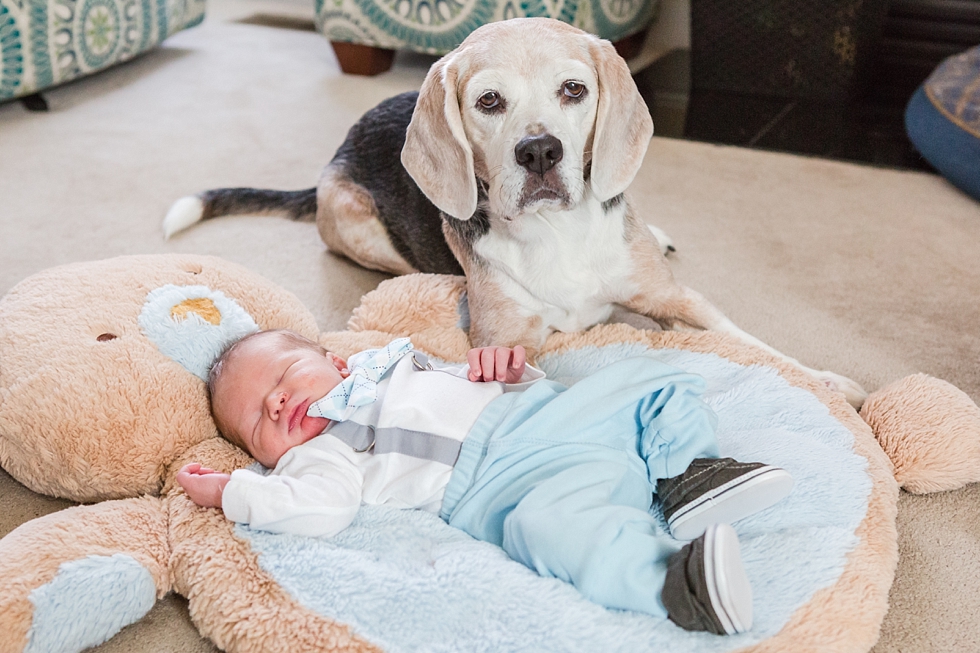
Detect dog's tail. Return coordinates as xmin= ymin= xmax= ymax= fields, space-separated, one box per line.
xmin=163 ymin=187 xmax=318 ymax=239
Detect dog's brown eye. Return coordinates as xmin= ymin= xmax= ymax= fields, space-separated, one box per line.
xmin=477 ymin=91 xmax=501 ymax=111
xmin=562 ymin=81 xmax=586 ymax=99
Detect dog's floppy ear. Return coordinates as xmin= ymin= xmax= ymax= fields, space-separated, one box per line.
xmin=401 ymin=54 xmax=478 ymax=220
xmin=588 ymin=39 xmax=654 ymax=202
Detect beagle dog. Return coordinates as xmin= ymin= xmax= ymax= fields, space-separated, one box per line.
xmin=164 ymin=18 xmax=867 ymax=407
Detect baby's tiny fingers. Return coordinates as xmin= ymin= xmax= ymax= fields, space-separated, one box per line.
xmin=495 ymin=347 xmax=510 ymax=381
xmin=467 ymin=348 xmax=483 ymax=380
xmin=480 ymin=348 xmax=497 ymax=381
xmin=510 ymin=346 xmax=526 ymax=370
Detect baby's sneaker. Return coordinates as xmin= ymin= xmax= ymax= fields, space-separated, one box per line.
xmin=662 ymin=523 xmax=752 ymax=635
xmin=657 ymin=457 xmax=793 ymax=541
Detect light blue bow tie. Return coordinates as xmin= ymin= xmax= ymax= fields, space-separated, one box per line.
xmin=307 ymin=338 xmax=413 ymax=422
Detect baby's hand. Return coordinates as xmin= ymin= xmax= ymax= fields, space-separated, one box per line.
xmin=176 ymin=462 xmax=231 ymax=509
xmin=468 ymin=345 xmax=526 ymax=383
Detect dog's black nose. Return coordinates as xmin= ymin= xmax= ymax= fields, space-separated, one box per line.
xmin=515 ymin=134 xmax=563 ymax=176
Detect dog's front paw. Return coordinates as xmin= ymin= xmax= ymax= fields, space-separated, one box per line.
xmin=814 ymin=371 xmax=869 ymax=410
xmin=646 ymin=224 xmax=676 ymax=256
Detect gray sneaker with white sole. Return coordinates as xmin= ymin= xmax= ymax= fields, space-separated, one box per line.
xmin=662 ymin=523 xmax=753 ymax=635
xmin=657 ymin=457 xmax=794 ymax=541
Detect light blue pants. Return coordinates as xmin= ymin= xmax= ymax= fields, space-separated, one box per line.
xmin=441 ymin=357 xmax=719 ymax=617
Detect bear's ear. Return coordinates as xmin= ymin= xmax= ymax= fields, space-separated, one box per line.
xmin=861 ymin=373 xmax=980 ymax=494
xmin=346 ymin=274 xmax=471 ymax=362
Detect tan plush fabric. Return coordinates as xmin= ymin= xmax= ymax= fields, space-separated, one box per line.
xmin=348 ymin=274 xmax=473 ymax=362
xmin=2 ymin=0 xmax=980 ymax=649
xmin=862 ymin=374 xmax=980 ymax=494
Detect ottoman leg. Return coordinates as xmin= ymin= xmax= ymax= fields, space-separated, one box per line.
xmin=330 ymin=41 xmax=396 ymax=76
xmin=20 ymin=92 xmax=49 ymax=112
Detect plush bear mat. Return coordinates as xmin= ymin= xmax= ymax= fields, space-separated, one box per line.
xmin=234 ymin=344 xmax=873 ymax=652
xmin=0 ymin=264 xmax=898 ymax=653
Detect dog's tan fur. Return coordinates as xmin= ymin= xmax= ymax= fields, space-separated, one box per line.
xmin=316 ymin=167 xmax=416 ymax=275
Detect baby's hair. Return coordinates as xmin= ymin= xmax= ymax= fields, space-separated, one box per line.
xmin=207 ymin=329 xmax=328 ymax=447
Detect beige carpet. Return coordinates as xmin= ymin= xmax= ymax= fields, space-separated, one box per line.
xmin=2 ymin=0 xmax=979 ymax=650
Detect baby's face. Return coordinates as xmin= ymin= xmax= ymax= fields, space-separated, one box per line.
xmin=214 ymin=333 xmax=347 ymax=468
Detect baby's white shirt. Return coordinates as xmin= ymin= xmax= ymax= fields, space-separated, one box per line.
xmin=221 ymin=354 xmax=544 ymax=537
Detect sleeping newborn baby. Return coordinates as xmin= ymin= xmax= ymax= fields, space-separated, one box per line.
xmin=177 ymin=329 xmax=793 ymax=635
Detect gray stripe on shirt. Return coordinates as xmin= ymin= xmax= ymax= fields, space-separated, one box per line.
xmin=329 ymin=420 xmax=462 ymax=466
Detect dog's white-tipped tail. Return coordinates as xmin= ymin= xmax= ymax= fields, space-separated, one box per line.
xmin=163 ymin=196 xmax=206 ymax=239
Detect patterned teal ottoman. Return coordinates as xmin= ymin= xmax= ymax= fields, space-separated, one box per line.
xmin=1 ymin=0 xmax=205 ymax=103
xmin=315 ymin=0 xmax=660 ymax=74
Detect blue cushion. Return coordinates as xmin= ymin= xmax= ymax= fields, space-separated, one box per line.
xmin=905 ymin=46 xmax=980 ymax=201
